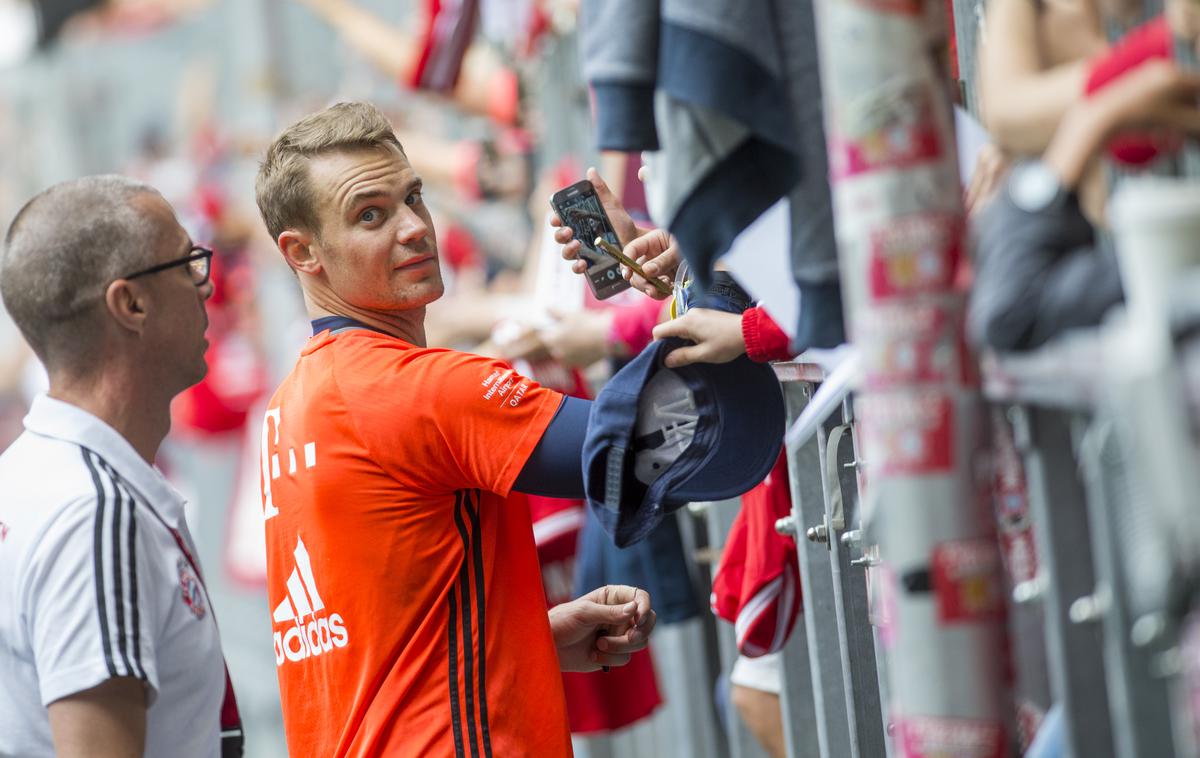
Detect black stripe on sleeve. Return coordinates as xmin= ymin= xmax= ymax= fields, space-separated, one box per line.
xmin=114 ymin=477 xmax=146 ymax=681
xmin=452 ymin=492 xmax=481 ymax=758
xmin=81 ymin=449 xmax=118 ymax=677
xmin=447 ymin=586 xmax=466 ymax=758
xmin=104 ymin=464 xmax=135 ymax=677
xmin=465 ymin=491 xmax=493 ymax=758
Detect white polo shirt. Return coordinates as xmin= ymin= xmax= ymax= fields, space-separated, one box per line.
xmin=0 ymin=395 xmax=225 ymax=757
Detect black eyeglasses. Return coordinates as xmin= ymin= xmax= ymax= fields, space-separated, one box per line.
xmin=124 ymin=246 xmax=214 ymax=286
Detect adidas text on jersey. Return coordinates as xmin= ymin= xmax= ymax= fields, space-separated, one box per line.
xmin=272 ymin=536 xmax=348 ymax=665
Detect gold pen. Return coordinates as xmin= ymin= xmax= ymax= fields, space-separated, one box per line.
xmin=593 ymin=237 xmax=673 ymax=296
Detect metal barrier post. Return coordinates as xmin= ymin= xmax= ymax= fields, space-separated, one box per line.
xmin=782 ymin=378 xmax=855 ymax=758
xmin=1008 ymin=406 xmax=1114 ymax=758
xmin=1076 ymin=421 xmax=1177 ymax=758
xmin=814 ymin=398 xmax=886 ymax=757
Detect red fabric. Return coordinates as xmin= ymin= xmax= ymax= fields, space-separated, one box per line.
xmin=608 ymin=296 xmax=668 ymax=357
xmin=945 ymin=0 xmax=959 ymax=82
xmin=711 ymin=452 xmax=800 ymax=657
xmin=526 ymin=495 xmax=663 ymax=734
xmin=452 ymin=141 xmax=483 ymax=200
xmin=409 ymin=0 xmax=480 ymax=93
xmin=1084 ymin=16 xmax=1172 ymax=165
xmin=440 ymin=222 xmax=481 ymax=272
xmin=172 ymin=255 xmax=268 ymax=436
xmin=742 ymin=306 xmax=792 ymax=363
xmin=171 ymin=332 xmax=267 ymax=435
xmin=487 ymin=67 xmax=521 ymax=127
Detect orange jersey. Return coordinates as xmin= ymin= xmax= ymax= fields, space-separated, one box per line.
xmin=261 ymin=327 xmax=572 ymax=757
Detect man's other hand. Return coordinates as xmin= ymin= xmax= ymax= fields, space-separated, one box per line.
xmin=549 ymin=585 xmax=657 ymax=672
xmin=622 ymin=228 xmax=680 ymax=300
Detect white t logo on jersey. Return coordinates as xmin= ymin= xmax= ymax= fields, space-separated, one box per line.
xmin=261 ymin=407 xmax=317 ymax=523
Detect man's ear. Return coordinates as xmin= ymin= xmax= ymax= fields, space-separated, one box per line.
xmin=104 ymin=280 xmax=147 ymax=336
xmin=279 ymin=229 xmax=322 ymax=275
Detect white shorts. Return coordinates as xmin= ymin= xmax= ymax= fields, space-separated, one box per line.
xmin=730 ymin=651 xmax=782 ymax=695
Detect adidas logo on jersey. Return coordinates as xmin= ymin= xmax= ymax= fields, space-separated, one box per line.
xmin=272 ymin=536 xmax=348 ymax=666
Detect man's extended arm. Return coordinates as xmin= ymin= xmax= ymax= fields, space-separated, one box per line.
xmin=512 ymin=395 xmax=590 ymax=498
xmin=47 ymin=677 xmax=146 ymax=758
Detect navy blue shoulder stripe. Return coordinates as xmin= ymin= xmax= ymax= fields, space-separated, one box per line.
xmin=448 ymin=490 xmax=493 ymax=758
xmin=465 ymin=490 xmax=493 ymax=758
xmin=452 ymin=492 xmax=481 ymax=758
xmin=447 ymin=584 xmax=466 ymax=758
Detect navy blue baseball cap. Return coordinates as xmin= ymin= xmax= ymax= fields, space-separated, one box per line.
xmin=583 ymin=337 xmax=786 ymax=547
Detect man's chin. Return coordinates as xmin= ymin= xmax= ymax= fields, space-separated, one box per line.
xmin=408 ymin=277 xmax=446 ymax=308
xmin=427 ymin=279 xmax=447 ymax=304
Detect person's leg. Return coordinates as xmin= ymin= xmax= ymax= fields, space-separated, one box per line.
xmin=730 ymin=653 xmax=786 ymax=758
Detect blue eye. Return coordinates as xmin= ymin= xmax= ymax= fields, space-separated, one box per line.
xmin=360 ymin=208 xmax=380 ymax=223
xmin=405 ymin=191 xmax=423 ymax=207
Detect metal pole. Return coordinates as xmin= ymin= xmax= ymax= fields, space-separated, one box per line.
xmin=809 ymin=0 xmax=1010 ymax=754
xmin=783 ymin=380 xmax=857 ymax=757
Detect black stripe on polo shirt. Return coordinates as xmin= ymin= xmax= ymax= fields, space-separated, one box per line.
xmin=104 ymin=463 xmax=135 ymax=678
xmin=465 ymin=490 xmax=492 ymax=758
xmin=108 ymin=472 xmax=146 ymax=681
xmin=452 ymin=492 xmax=481 ymax=758
xmin=81 ymin=448 xmax=118 ymax=677
xmin=121 ymin=479 xmax=145 ymax=680
xmin=447 ymin=587 xmax=466 ymax=758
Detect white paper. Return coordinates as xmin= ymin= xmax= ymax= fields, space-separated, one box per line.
xmin=532 ymin=211 xmax=584 ymax=321
xmin=721 ymin=197 xmax=798 ymax=340
xmin=955 ymin=106 xmax=991 ymax=188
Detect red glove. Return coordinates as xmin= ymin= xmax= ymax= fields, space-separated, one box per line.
xmin=742 ymin=306 xmax=793 ymax=363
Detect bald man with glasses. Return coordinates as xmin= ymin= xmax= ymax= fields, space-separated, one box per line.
xmin=0 ymin=175 xmax=243 ymax=758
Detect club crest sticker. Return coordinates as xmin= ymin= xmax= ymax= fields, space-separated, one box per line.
xmin=178 ymin=557 xmax=207 ymax=619
xmin=899 ymin=715 xmax=1006 ymax=758
xmin=859 ymin=301 xmax=968 ymax=387
xmin=859 ymin=392 xmax=954 ymax=475
xmin=867 ymin=212 xmax=961 ymax=299
xmin=830 ymin=80 xmax=943 ymax=179
xmin=930 ymin=540 xmax=1005 ymax=623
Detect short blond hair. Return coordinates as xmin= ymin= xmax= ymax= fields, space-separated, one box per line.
xmin=255 ymin=101 xmax=404 ymax=243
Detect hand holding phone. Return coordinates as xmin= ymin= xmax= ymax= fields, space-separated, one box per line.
xmin=549 ymin=180 xmax=632 ymax=300
xmin=594 ymin=238 xmax=672 ymax=296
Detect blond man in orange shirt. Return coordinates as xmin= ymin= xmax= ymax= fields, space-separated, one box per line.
xmin=254 ymin=101 xmax=657 ymax=757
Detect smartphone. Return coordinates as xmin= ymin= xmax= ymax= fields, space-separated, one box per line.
xmin=550 ymin=180 xmax=631 ymax=300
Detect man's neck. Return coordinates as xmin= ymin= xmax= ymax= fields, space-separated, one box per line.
xmin=305 ymin=295 xmax=428 ymax=347
xmin=48 ymin=372 xmax=170 ymax=465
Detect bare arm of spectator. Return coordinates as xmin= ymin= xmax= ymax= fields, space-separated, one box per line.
xmin=1044 ymin=60 xmax=1200 ymax=186
xmin=978 ymin=0 xmax=1105 ymax=154
xmin=292 ymin=0 xmax=510 ymax=121
xmin=47 ymin=678 xmax=146 ymax=758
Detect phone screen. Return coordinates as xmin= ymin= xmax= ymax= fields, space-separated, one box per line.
xmin=558 ymin=193 xmax=622 ymax=265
